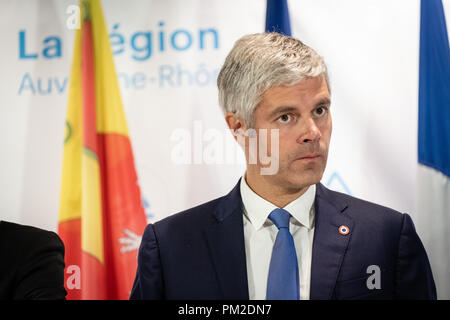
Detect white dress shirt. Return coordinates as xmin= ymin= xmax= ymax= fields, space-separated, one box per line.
xmin=240 ymin=176 xmax=316 ymax=300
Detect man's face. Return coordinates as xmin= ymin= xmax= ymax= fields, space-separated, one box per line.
xmin=250 ymin=75 xmax=332 ymax=191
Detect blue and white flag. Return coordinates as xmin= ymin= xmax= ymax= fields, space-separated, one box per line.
xmin=417 ymin=0 xmax=450 ymax=300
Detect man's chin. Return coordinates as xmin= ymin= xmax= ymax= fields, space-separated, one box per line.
xmin=281 ymin=171 xmax=323 ymax=190
xmin=251 ymin=165 xmax=324 ymax=189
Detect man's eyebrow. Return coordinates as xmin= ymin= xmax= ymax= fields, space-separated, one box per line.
xmin=269 ymin=98 xmax=331 ymax=117
xmin=315 ymin=97 xmax=331 ymax=106
xmin=269 ymin=106 xmax=298 ymax=117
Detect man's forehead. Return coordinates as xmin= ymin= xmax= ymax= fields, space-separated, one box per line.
xmin=260 ymin=76 xmax=330 ymax=109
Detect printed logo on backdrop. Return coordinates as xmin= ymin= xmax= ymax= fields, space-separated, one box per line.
xmin=142 ymin=196 xmax=155 ymax=222
xmin=115 ymin=196 xmax=156 ymax=254
xmin=17 ymin=6 xmax=221 ymax=95
xmin=325 ymin=172 xmax=352 ymax=195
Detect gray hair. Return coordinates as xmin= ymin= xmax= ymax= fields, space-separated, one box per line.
xmin=217 ymin=32 xmax=329 ymax=128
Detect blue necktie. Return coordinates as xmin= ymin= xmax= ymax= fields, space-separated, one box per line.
xmin=266 ymin=208 xmax=300 ymax=300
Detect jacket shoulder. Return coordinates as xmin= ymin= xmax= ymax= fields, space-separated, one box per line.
xmin=152 ymin=195 xmax=226 ymax=235
xmin=0 ymin=221 xmax=63 ymax=250
xmin=317 ymin=184 xmax=404 ymax=226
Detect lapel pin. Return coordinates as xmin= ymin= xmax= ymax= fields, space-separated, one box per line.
xmin=339 ymin=225 xmax=350 ymax=235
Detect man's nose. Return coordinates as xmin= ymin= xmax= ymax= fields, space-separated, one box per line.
xmin=296 ymin=118 xmax=321 ymax=144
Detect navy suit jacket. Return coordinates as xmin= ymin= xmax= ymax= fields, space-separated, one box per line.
xmin=130 ymin=180 xmax=436 ymax=300
xmin=0 ymin=221 xmax=67 ymax=299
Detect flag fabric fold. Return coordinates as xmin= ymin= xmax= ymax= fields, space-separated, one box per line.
xmin=58 ymin=0 xmax=147 ymax=300
xmin=417 ymin=0 xmax=450 ymax=300
xmin=265 ymin=0 xmax=292 ymax=36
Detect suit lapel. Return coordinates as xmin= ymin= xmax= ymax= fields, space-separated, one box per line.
xmin=310 ymin=183 xmax=353 ymax=300
xmin=204 ymin=179 xmax=249 ymax=299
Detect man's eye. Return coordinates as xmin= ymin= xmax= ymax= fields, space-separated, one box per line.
xmin=278 ymin=114 xmax=292 ymax=123
xmin=314 ymin=106 xmax=328 ymax=117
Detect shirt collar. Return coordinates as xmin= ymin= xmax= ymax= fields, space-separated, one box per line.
xmin=240 ymin=176 xmax=316 ymax=230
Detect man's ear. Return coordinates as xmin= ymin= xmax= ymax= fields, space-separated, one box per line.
xmin=225 ymin=112 xmax=247 ymax=131
xmin=225 ymin=112 xmax=249 ymax=144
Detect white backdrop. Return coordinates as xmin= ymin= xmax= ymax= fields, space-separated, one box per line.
xmin=0 ymin=0 xmax=448 ymax=298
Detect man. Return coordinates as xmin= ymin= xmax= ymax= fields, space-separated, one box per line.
xmin=0 ymin=220 xmax=67 ymax=299
xmin=130 ymin=33 xmax=436 ymax=300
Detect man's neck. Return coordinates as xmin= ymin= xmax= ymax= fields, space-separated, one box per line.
xmin=244 ymin=172 xmax=310 ymax=208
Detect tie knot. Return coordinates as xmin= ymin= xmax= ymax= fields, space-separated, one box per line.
xmin=268 ymin=208 xmax=291 ymax=229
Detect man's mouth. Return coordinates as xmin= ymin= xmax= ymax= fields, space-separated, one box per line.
xmin=296 ymin=153 xmax=322 ymax=160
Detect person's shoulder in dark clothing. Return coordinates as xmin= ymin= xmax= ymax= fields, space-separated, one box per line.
xmin=0 ymin=220 xmax=67 ymax=300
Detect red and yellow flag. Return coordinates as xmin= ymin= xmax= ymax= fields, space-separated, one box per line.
xmin=58 ymin=0 xmax=147 ymax=300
